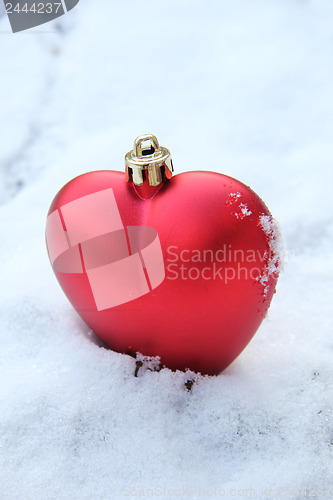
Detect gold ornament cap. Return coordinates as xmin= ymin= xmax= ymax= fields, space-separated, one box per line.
xmin=125 ymin=134 xmax=173 ymax=187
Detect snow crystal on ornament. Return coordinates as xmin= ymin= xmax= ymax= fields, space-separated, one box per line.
xmin=258 ymin=215 xmax=283 ymax=296
xmin=226 ymin=192 xmax=242 ymax=206
xmin=235 ymin=203 xmax=252 ymax=219
xmin=240 ymin=204 xmax=252 ymax=216
xmin=226 ymin=193 xmax=252 ymax=219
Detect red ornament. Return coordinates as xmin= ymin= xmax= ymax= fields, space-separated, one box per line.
xmin=46 ymin=134 xmax=280 ymax=375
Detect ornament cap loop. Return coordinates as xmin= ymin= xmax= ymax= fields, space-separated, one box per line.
xmin=125 ymin=134 xmax=173 ymax=187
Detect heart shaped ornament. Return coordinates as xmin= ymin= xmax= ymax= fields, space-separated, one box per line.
xmin=46 ymin=134 xmax=280 ymax=375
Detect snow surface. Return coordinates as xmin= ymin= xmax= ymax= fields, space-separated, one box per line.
xmin=1 ymin=1 xmax=333 ymax=498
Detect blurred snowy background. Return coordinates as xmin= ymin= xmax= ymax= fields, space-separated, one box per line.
xmin=0 ymin=0 xmax=332 ymax=498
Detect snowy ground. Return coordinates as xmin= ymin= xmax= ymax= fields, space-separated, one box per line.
xmin=0 ymin=1 xmax=332 ymax=499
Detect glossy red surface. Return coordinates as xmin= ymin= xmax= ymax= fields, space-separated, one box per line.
xmin=46 ymin=170 xmax=279 ymax=375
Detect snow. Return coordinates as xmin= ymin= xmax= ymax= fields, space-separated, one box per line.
xmin=1 ymin=0 xmax=333 ymax=498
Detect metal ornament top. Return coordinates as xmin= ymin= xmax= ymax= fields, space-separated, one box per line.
xmin=125 ymin=134 xmax=173 ymax=187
